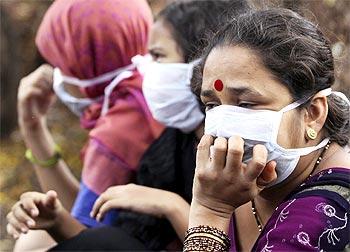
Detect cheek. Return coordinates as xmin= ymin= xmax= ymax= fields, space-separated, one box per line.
xmin=276 ymin=110 xmax=304 ymax=148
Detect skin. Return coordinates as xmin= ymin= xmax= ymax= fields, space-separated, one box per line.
xmin=189 ymin=45 xmax=350 ymax=250
xmin=17 ymin=64 xmax=80 ymax=210
xmin=148 ymin=19 xmax=184 ymax=63
xmin=6 ymin=191 xmax=84 ymax=243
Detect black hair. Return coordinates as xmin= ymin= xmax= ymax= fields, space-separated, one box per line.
xmin=194 ymin=8 xmax=349 ymax=146
xmin=156 ymin=0 xmax=251 ymax=63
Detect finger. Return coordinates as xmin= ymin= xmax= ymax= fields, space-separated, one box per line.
xmin=6 ymin=212 xmax=28 ymax=234
xmin=91 ymin=193 xmax=109 ymax=218
xmin=246 ymin=144 xmax=268 ymax=181
xmin=21 ymin=192 xmax=47 ymax=216
xmin=225 ymin=136 xmax=244 ymax=172
xmin=7 ymin=223 xmax=20 ymax=239
xmin=257 ymin=160 xmax=277 ymax=187
xmin=32 ymin=64 xmax=54 ymax=88
xmin=18 ymin=86 xmax=44 ymax=104
xmin=212 ymin=137 xmax=227 ymax=170
xmin=196 ymin=135 xmax=214 ymax=168
xmin=44 ymin=190 xmax=58 ymax=209
xmin=13 ymin=204 xmax=36 ymax=228
xmin=21 ymin=197 xmax=39 ymax=217
xmin=96 ymin=200 xmax=117 ymax=222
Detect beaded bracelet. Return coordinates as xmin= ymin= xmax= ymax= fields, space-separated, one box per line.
xmin=183 ymin=225 xmax=231 ymax=252
xmin=25 ymin=145 xmax=62 ymax=168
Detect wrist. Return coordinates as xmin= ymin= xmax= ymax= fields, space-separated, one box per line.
xmin=47 ymin=208 xmax=66 ymax=238
xmin=189 ymin=199 xmax=233 ymax=233
xmin=48 ymin=208 xmax=83 ymax=242
xmin=20 ymin=118 xmax=47 ymax=136
xmin=163 ymin=192 xmax=190 ymax=219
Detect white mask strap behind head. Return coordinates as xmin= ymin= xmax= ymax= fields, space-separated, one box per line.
xmin=54 ymin=64 xmax=135 ymax=88
xmin=280 ymin=88 xmax=332 ymax=113
xmin=332 ymin=91 xmax=350 ymax=106
xmin=101 ymin=70 xmax=134 ymax=115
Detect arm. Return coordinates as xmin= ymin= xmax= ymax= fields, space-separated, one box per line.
xmin=47 ymin=206 xmax=86 ymax=242
xmin=186 ymin=135 xmax=277 ymax=250
xmin=162 ymin=192 xmax=190 ymax=241
xmin=90 ymin=184 xmax=190 ymax=241
xmin=18 ymin=65 xmax=79 ymax=210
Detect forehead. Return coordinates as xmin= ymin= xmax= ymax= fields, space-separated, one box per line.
xmin=148 ymin=20 xmax=176 ymax=47
xmin=202 ymin=46 xmax=290 ymax=98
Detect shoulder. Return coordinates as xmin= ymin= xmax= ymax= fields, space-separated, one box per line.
xmin=254 ymin=194 xmax=349 ymax=251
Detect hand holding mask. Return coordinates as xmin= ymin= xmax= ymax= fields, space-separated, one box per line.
xmin=191 ymin=134 xmax=277 ymax=219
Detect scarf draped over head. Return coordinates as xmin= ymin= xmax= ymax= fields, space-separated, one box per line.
xmin=36 ymin=0 xmax=152 ymax=97
xmin=35 ymin=0 xmax=165 ymax=217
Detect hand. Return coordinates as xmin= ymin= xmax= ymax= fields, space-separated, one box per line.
xmin=17 ymin=64 xmax=55 ymax=130
xmin=90 ymin=184 xmax=176 ymax=221
xmin=192 ymin=135 xmax=277 ymax=219
xmin=6 ymin=190 xmax=63 ymax=239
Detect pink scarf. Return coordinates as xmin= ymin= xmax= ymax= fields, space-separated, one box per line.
xmin=36 ymin=0 xmax=164 ymax=170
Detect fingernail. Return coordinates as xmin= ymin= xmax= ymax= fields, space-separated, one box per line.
xmin=27 ymin=220 xmax=35 ymax=226
xmin=31 ymin=209 xmax=37 ymax=216
xmin=21 ymin=227 xmax=28 ymax=233
xmin=13 ymin=234 xmax=19 ymax=239
xmin=89 ymin=211 xmax=93 ymax=218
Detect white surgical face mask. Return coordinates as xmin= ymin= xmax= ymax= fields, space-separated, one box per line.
xmin=205 ymin=88 xmax=333 ymax=187
xmin=132 ymin=54 xmax=204 ymax=133
xmin=53 ymin=65 xmax=134 ymax=117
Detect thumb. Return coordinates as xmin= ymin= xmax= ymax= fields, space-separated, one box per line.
xmin=44 ymin=190 xmax=58 ymax=209
xmin=257 ymin=160 xmax=277 ymax=187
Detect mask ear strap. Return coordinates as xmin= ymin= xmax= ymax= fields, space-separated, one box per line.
xmin=332 ymin=91 xmax=350 ymax=106
xmin=56 ymin=65 xmax=135 ymax=88
xmin=101 ymin=70 xmax=134 ymax=115
xmin=280 ymin=88 xmax=332 ymax=113
xmin=190 ymin=58 xmax=201 ymax=66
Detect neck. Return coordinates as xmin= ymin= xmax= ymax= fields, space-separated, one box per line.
xmin=195 ymin=123 xmax=204 ymax=141
xmin=255 ymin=142 xmax=349 ymax=223
xmin=255 ymin=142 xmax=333 ymax=217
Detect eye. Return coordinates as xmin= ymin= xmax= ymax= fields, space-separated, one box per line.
xmin=238 ymin=102 xmax=255 ymax=108
xmin=149 ymin=51 xmax=166 ymax=62
xmin=205 ymin=102 xmax=219 ymax=111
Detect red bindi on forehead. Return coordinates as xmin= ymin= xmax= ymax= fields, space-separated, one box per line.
xmin=214 ymin=79 xmax=224 ymax=92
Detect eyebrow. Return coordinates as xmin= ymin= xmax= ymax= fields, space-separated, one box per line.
xmin=200 ymin=89 xmax=217 ymax=99
xmin=200 ymin=86 xmax=263 ymax=99
xmin=148 ymin=47 xmax=164 ymax=52
xmin=226 ymin=86 xmax=263 ymax=98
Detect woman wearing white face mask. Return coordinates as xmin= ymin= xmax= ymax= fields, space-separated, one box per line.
xmin=7 ymin=1 xmax=251 ymax=251
xmin=8 ymin=0 xmax=165 ymax=251
xmin=184 ymin=8 xmax=350 ymax=252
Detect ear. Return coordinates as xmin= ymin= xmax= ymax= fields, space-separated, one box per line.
xmin=303 ymin=95 xmax=328 ymax=141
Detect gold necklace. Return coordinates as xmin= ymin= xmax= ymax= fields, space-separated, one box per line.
xmin=251 ymin=140 xmax=331 ymax=232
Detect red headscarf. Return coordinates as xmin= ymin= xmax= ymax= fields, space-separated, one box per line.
xmin=36 ymin=0 xmax=164 ymax=170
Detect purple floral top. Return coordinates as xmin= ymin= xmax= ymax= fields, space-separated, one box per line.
xmin=229 ymin=168 xmax=350 ymax=251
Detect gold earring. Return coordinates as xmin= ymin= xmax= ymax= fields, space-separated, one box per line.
xmin=307 ymin=128 xmax=317 ymax=140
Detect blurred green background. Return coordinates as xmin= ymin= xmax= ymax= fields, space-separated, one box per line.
xmin=0 ymin=0 xmax=349 ymax=251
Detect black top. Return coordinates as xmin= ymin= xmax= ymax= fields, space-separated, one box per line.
xmin=115 ymin=127 xmax=197 ymax=250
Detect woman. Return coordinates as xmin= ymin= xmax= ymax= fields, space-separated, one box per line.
xmin=10 ymin=0 xmax=163 ymax=250
xmin=184 ymin=8 xmax=350 ymax=251
xmin=7 ymin=0 xmax=251 ymax=251
xmin=84 ymin=1 xmax=250 ymax=250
